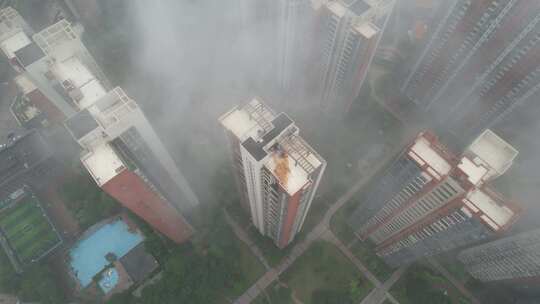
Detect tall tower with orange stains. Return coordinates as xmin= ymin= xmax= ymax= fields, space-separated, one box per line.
xmin=220 ymin=98 xmax=326 ymax=248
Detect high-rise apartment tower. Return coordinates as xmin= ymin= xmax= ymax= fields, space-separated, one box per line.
xmin=0 ymin=7 xmax=65 ymax=123
xmin=348 ymin=130 xmax=521 ymax=267
xmin=65 ymin=88 xmax=197 ymax=243
xmin=277 ymin=0 xmax=312 ymax=91
xmin=220 ymin=98 xmax=326 ymax=248
xmin=401 ymin=1 xmax=540 ymax=142
xmin=458 ymin=228 xmax=540 ymax=283
xmin=314 ymin=0 xmax=393 ymax=113
xmin=2 ymin=8 xmax=200 ymax=243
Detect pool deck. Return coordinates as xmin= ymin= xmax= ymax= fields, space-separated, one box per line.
xmin=68 ymin=217 xmax=143 ymax=289
xmin=102 ymin=261 xmax=133 ymax=300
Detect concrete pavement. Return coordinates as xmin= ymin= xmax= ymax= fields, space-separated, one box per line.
xmin=360 ymin=265 xmax=406 ymax=304
xmin=0 ymin=82 xmax=19 ymax=141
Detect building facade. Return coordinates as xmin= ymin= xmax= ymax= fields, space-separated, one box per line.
xmin=0 ymin=7 xmax=34 ymax=67
xmin=314 ymin=0 xmax=393 ymax=113
xmin=401 ymin=1 xmax=540 ymax=142
xmin=220 ymin=98 xmax=326 ymax=248
xmin=277 ymin=0 xmax=313 ymax=91
xmin=26 ymin=19 xmax=110 ymax=117
xmin=1 ymin=8 xmax=199 ymax=243
xmin=348 ymin=130 xmax=521 ymax=267
xmin=458 ymin=228 xmax=540 ymax=282
xmin=0 ymin=10 xmax=109 ymax=123
xmin=65 ymin=88 xmax=197 ymax=243
xmin=0 ymin=7 xmax=66 ymax=124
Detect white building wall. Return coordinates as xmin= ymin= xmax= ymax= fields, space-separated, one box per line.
xmin=277 ymin=0 xmax=309 ymax=91
xmin=240 ymin=146 xmax=266 ymax=235
xmin=296 ymin=159 xmax=326 ymax=232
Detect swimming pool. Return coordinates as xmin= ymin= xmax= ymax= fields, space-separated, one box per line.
xmin=69 ymin=219 xmax=143 ymax=288
xmin=98 ymin=268 xmax=119 ymax=294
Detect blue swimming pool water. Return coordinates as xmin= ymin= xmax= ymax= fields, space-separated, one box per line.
xmin=69 ymin=219 xmax=143 ymax=287
xmin=98 ymin=267 xmax=119 ymax=294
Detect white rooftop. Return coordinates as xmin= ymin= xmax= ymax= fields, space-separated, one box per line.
xmin=409 ymin=136 xmax=452 ymax=176
xmin=354 ymin=22 xmax=379 ymax=38
xmin=311 ymin=0 xmax=328 ymax=10
xmin=88 ymin=87 xmax=138 ymax=130
xmin=14 ymin=74 xmax=36 ymax=94
xmin=0 ymin=30 xmax=30 ymax=58
xmin=265 ymin=152 xmax=310 ymax=195
xmin=81 ymin=143 xmax=126 ymax=186
xmin=0 ymin=7 xmax=28 ymax=41
xmin=466 ymin=129 xmax=518 ymax=180
xmin=55 ymin=56 xmax=94 ymax=86
xmin=221 ymin=98 xmax=325 ymax=195
xmin=53 ymin=56 xmax=107 ymax=109
xmin=33 ymin=19 xmax=77 ymax=57
xmin=218 ymin=98 xmax=274 ymax=141
xmin=465 ymin=188 xmax=515 ymax=231
xmin=457 ymin=157 xmax=488 ymax=186
xmin=79 ymin=79 xmax=107 ymax=109
xmin=327 ymin=1 xmax=347 ymax=17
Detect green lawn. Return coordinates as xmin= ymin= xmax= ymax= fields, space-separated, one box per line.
xmin=390 ymin=264 xmax=471 ymax=304
xmin=280 ymin=240 xmax=373 ymax=304
xmin=223 ymin=233 xmax=265 ymax=299
xmin=0 ymin=194 xmax=60 ymax=265
xmin=0 ymin=247 xmax=17 ymax=293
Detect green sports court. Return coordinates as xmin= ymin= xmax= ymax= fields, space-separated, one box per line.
xmin=0 ymin=188 xmax=62 ymax=268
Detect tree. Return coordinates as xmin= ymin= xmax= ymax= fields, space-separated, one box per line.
xmin=106 ymin=291 xmax=135 ymax=304
xmin=349 ymin=279 xmax=363 ymax=302
xmin=61 ymin=171 xmax=120 ymax=229
xmin=134 ymin=211 xmax=249 ymax=304
xmin=403 ymin=267 xmax=452 ymax=304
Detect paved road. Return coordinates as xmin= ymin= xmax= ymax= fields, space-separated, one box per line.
xmin=0 ymin=82 xmax=19 ymax=141
xmin=224 ymin=208 xmax=270 ymax=270
xmin=427 ymin=257 xmax=481 ymax=304
xmin=323 ymin=231 xmax=382 ymax=287
xmin=360 ymin=264 xmax=406 ymax=304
